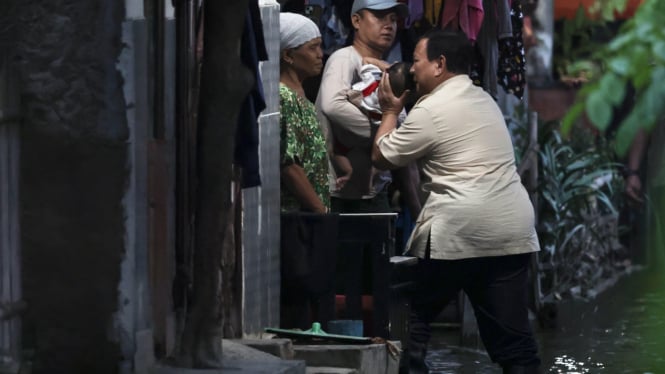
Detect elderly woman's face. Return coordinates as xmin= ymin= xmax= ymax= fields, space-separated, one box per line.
xmin=288 ymin=37 xmax=323 ymax=78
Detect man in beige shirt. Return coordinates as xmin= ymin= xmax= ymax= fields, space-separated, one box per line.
xmin=372 ymin=30 xmax=541 ymax=373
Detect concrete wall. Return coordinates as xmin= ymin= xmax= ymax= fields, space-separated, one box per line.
xmin=241 ymin=0 xmax=282 ymax=337
xmin=117 ymin=1 xmax=177 ymax=368
xmin=8 ymin=1 xmax=129 ymax=372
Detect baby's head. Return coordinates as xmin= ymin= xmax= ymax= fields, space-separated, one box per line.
xmin=388 ymin=62 xmax=415 ymax=97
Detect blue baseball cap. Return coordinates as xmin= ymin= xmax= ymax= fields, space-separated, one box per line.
xmin=351 ymin=0 xmax=409 ymax=18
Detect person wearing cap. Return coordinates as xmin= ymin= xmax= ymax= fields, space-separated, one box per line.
xmin=314 ymin=0 xmax=410 ymax=327
xmin=372 ymin=29 xmax=541 ymax=373
xmin=278 ymin=12 xmax=328 ymax=213
xmin=316 ymin=0 xmax=409 ymax=204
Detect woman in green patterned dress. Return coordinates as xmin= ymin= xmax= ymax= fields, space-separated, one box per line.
xmin=279 ymin=13 xmax=330 ymax=213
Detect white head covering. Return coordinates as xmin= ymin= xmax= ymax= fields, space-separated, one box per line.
xmin=279 ymin=12 xmax=321 ymax=51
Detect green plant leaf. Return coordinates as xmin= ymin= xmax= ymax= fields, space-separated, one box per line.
xmin=559 ymin=224 xmax=587 ymax=253
xmin=614 ymin=0 xmax=627 ymax=14
xmin=607 ymin=57 xmax=631 ymax=76
xmin=635 ymin=23 xmax=653 ymax=39
xmin=607 ymin=32 xmax=633 ymax=52
xmin=542 ymin=191 xmax=559 ymax=212
xmin=652 ymin=66 xmax=665 ymax=98
xmin=574 ymin=6 xmax=587 ymax=28
xmin=614 ymin=114 xmax=641 ymax=156
xmin=562 ymin=102 xmax=586 ymax=135
xmin=630 ymin=44 xmax=651 ymax=75
xmin=573 ymin=169 xmax=616 ymax=188
xmin=585 ymin=91 xmax=612 ymax=130
xmin=653 ymin=41 xmax=665 ymax=60
xmin=596 ymin=192 xmax=618 ymax=215
xmin=599 ymin=73 xmax=626 ymax=105
xmin=632 ymin=66 xmax=652 ymax=89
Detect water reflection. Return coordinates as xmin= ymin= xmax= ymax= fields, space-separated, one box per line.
xmin=426 ymin=270 xmax=665 ymax=373
xmin=549 ymin=355 xmax=604 ymax=373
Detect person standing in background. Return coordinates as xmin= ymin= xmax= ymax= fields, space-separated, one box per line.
xmin=279 ymin=13 xmax=338 ymax=331
xmin=279 ymin=12 xmax=329 ymax=213
xmin=316 ymin=0 xmax=408 ymax=208
xmin=315 ymin=0 xmax=410 ymax=320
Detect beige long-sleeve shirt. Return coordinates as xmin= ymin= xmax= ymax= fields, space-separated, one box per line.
xmin=377 ymin=75 xmax=540 ymax=259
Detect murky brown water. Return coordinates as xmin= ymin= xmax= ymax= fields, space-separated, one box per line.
xmin=426 ymin=270 xmax=665 ymax=373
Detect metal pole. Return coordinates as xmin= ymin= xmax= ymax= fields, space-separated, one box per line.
xmin=528 ymin=111 xmax=542 ymax=313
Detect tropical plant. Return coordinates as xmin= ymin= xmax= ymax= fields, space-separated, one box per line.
xmin=536 ymin=124 xmax=625 ymax=299
xmin=562 ymin=0 xmax=665 ymax=155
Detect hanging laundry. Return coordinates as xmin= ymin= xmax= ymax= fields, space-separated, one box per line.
xmin=496 ymin=0 xmax=513 ymax=39
xmin=317 ymin=0 xmax=354 ymax=55
xmin=235 ymin=0 xmax=269 ymax=188
xmin=472 ymin=0 xmax=497 ymax=97
xmin=422 ymin=0 xmax=443 ymax=27
xmin=323 ymin=7 xmax=351 ymax=55
xmin=497 ymin=0 xmax=526 ymax=99
xmin=440 ymin=0 xmax=484 ymax=43
xmin=404 ymin=0 xmax=425 ymax=28
xmin=469 ymin=0 xmax=523 ymax=99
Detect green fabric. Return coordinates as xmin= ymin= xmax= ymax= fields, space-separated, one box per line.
xmin=279 ymin=84 xmax=330 ymax=212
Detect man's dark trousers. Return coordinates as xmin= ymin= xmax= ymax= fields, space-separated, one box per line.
xmin=404 ymin=252 xmax=541 ymax=373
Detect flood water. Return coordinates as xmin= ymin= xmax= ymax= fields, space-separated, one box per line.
xmin=425 ymin=269 xmax=665 ymax=373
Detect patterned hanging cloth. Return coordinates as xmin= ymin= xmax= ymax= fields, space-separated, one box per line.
xmin=497 ymin=0 xmax=526 ymax=99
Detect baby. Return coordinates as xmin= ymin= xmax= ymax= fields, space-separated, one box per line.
xmin=332 ymin=62 xmax=422 ymax=220
xmin=331 ymin=62 xmax=412 ymax=190
xmin=346 ymin=62 xmax=413 ymax=125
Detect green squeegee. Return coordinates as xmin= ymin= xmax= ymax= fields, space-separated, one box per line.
xmin=265 ymin=322 xmax=372 ymax=344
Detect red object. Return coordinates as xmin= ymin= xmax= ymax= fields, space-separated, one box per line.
xmin=554 ymin=0 xmax=643 ymax=20
xmin=361 ymin=80 xmax=380 ymax=97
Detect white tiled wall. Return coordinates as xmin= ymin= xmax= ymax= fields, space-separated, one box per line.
xmin=242 ymin=0 xmax=282 ymax=337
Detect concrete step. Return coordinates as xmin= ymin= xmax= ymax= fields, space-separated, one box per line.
xmin=221 ymin=359 xmax=305 ymax=373
xmin=152 ymin=360 xmax=305 ymax=374
xmin=231 ymin=338 xmax=295 ymax=359
xmin=152 ymin=340 xmax=306 ymax=373
xmin=222 ymin=339 xmax=284 ymax=362
xmin=306 ymin=367 xmax=358 ymax=374
xmin=293 ymin=343 xmax=401 ymax=374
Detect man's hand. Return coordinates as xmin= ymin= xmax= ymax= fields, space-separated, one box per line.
xmin=378 ymin=72 xmax=407 ymax=116
xmin=625 ymin=174 xmax=644 ymax=205
xmin=336 ymin=174 xmax=351 ymax=190
xmin=346 ymin=89 xmax=364 ymax=108
xmin=372 ymin=73 xmax=403 ymax=171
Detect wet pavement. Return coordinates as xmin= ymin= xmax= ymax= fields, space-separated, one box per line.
xmin=425 ymin=269 xmax=665 ymax=373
